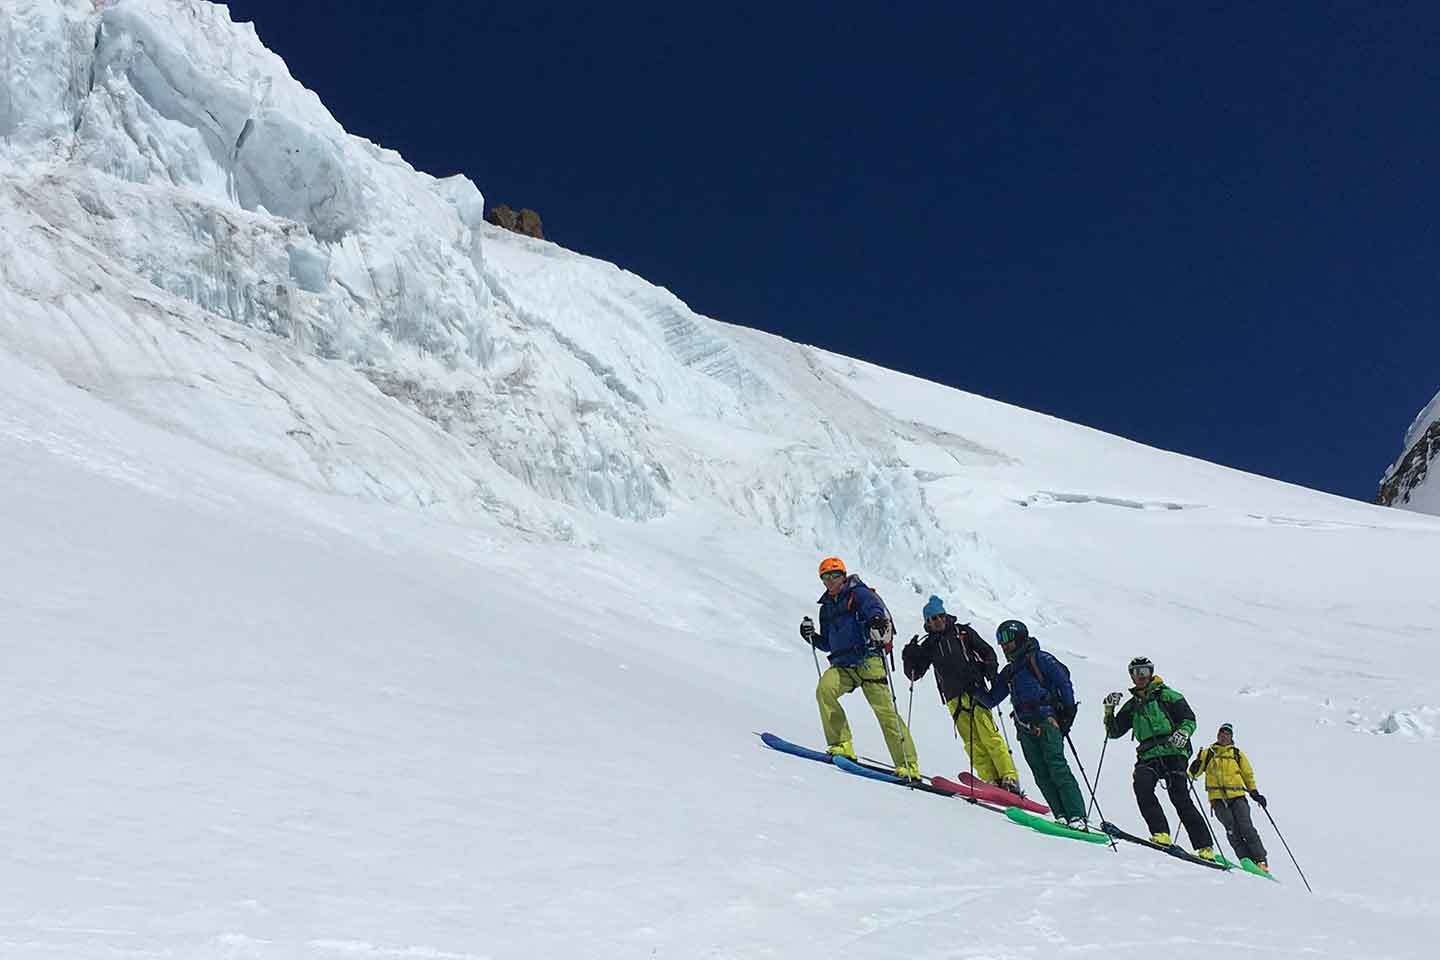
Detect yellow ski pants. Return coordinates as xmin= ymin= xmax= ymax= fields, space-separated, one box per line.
xmin=947 ymin=693 xmax=1019 ymax=784
xmin=816 ymin=656 xmax=919 ymax=774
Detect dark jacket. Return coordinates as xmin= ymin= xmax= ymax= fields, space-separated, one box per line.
xmin=811 ymin=575 xmax=888 ymax=667
xmin=975 ymin=637 xmax=1075 ymax=724
xmin=902 ymin=615 xmax=997 ymax=704
xmin=1104 ymin=675 xmax=1196 ymax=761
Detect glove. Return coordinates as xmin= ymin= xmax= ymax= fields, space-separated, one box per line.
xmin=1102 ymin=691 xmax=1123 ymax=709
xmin=867 ymin=617 xmax=892 ymax=653
xmin=799 ymin=617 xmax=815 ymax=644
xmin=1167 ymin=729 xmax=1189 ymax=750
xmin=901 ymin=637 xmax=923 ymax=681
xmin=1250 ymin=791 xmax=1267 ymax=808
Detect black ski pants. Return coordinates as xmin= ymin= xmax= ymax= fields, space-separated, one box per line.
xmin=1212 ymin=796 xmax=1268 ymax=863
xmin=1133 ymin=755 xmax=1212 ymax=850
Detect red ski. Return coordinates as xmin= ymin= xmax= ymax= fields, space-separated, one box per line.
xmin=930 ymin=772 xmax=1050 ymax=815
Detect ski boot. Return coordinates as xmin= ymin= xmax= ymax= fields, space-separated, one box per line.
xmin=1149 ymin=832 xmax=1173 ymax=846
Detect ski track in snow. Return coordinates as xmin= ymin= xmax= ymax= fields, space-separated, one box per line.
xmin=2 ymin=2 xmax=1440 ymax=958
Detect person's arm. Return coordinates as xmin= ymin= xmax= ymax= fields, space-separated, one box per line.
xmin=1239 ymin=749 xmax=1258 ymax=793
xmin=974 ymin=665 xmax=1012 ymax=709
xmin=851 ymin=584 xmax=888 ymax=628
xmin=1188 ymin=746 xmax=1208 ymax=779
xmin=801 ymin=613 xmax=830 ymax=652
xmin=1042 ymin=653 xmax=1076 ymax=706
xmin=971 ymin=629 xmax=999 ymax=683
xmin=1105 ymin=698 xmax=1134 ymax=739
xmin=902 ymin=635 xmax=933 ymax=681
xmin=1164 ymin=688 xmax=1197 ymax=738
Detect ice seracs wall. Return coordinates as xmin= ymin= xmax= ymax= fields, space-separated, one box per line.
xmin=0 ymin=0 xmax=1035 ymax=612
xmin=1378 ymin=388 xmax=1440 ymax=513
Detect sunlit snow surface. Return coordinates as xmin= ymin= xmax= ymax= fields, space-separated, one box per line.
xmin=2 ymin=2 xmax=1439 ymax=958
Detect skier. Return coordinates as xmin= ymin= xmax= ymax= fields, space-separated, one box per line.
xmin=1189 ymin=722 xmax=1270 ymax=871
xmin=974 ymin=620 xmax=1089 ymax=828
xmin=901 ymin=595 xmax=1022 ymax=794
xmin=1102 ymin=657 xmax=1217 ymax=859
xmin=799 ymin=557 xmax=921 ymax=779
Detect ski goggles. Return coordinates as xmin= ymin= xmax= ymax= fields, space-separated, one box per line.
xmin=1128 ymin=664 xmax=1154 ymax=680
xmin=996 ymin=625 xmax=1025 ymax=645
xmin=820 ymin=571 xmax=845 ymax=583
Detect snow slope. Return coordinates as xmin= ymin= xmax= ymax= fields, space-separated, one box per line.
xmin=3 ymin=2 xmax=1440 ymax=958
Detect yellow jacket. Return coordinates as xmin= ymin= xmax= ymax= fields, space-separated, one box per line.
xmin=1188 ymin=743 xmax=1258 ymax=800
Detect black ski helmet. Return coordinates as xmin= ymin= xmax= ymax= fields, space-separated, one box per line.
xmin=996 ymin=619 xmax=1029 ymax=647
xmin=1128 ymin=656 xmax=1154 ymax=677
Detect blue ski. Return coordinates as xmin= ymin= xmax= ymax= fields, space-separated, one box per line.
xmin=833 ymin=755 xmax=907 ymax=783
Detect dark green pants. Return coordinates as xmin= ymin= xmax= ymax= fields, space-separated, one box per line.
xmin=1018 ymin=721 xmax=1088 ymax=820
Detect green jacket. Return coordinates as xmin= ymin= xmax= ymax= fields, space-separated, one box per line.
xmin=1103 ymin=675 xmax=1196 ymax=761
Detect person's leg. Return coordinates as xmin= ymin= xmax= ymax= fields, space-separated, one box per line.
xmin=950 ymin=697 xmax=985 ymax=777
xmin=816 ymin=665 xmax=859 ymax=757
xmin=1133 ymin=761 xmax=1171 ymax=838
xmin=858 ymin=656 xmax=920 ymax=775
xmin=1036 ymin=723 xmax=1088 ymax=820
xmin=966 ymin=696 xmax=1020 ymax=785
xmin=1231 ymin=797 xmax=1268 ymax=863
xmin=1211 ymin=797 xmax=1246 ymax=858
xmin=1162 ymin=759 xmax=1214 ymax=849
xmin=1018 ymin=724 xmax=1063 ymax=815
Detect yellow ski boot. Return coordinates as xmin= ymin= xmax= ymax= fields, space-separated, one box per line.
xmin=1149 ymin=832 xmax=1173 ymax=846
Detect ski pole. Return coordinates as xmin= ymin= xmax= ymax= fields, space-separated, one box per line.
xmin=1063 ymin=730 xmax=1118 ymax=851
xmin=1188 ymin=777 xmax=1233 ymax=863
xmin=1087 ymin=734 xmax=1110 ymax=822
xmin=906 ymin=681 xmax=915 ymax=730
xmin=1259 ymin=803 xmax=1313 ymax=893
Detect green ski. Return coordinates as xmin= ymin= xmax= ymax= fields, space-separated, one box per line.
xmin=1240 ymin=858 xmax=1280 ymax=882
xmin=1004 ymin=807 xmax=1110 ymax=844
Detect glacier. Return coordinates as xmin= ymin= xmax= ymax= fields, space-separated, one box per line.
xmin=3 ymin=2 xmax=1440 ymax=958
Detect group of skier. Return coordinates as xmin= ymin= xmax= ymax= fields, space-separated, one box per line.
xmin=799 ymin=556 xmax=1271 ymax=872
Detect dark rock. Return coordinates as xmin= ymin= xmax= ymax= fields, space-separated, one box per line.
xmin=486 ymin=203 xmax=544 ymax=239
xmin=1378 ymin=417 xmax=1440 ymax=506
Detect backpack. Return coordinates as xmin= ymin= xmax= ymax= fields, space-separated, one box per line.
xmin=842 ymin=575 xmax=895 ymax=653
xmin=1027 ymin=651 xmax=1077 ymax=735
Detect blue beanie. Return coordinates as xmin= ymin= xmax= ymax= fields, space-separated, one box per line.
xmin=922 ymin=595 xmax=946 ymax=619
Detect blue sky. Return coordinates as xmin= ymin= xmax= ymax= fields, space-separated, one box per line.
xmin=227 ymin=0 xmax=1440 ymax=501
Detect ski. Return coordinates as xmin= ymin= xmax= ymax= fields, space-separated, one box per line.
xmin=760 ymin=732 xmax=901 ymax=775
xmin=940 ymin=772 xmax=1051 ymax=815
xmin=1240 ymin=857 xmax=1280 ymax=882
xmin=766 ymin=736 xmax=990 ymax=805
xmin=759 ymin=733 xmax=955 ymax=796
xmin=831 ymin=756 xmax=965 ymax=797
xmin=1004 ymin=806 xmax=1110 ymax=844
xmin=1100 ymin=821 xmax=1231 ymax=871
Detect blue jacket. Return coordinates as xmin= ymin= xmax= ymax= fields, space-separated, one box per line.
xmin=976 ymin=638 xmax=1074 ymax=723
xmin=812 ymin=575 xmax=888 ymax=667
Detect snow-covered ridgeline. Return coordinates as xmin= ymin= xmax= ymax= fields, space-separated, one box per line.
xmin=0 ymin=0 xmax=1035 ymax=612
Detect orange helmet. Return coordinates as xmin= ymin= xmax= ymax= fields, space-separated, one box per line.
xmin=818 ymin=556 xmax=847 ymax=579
